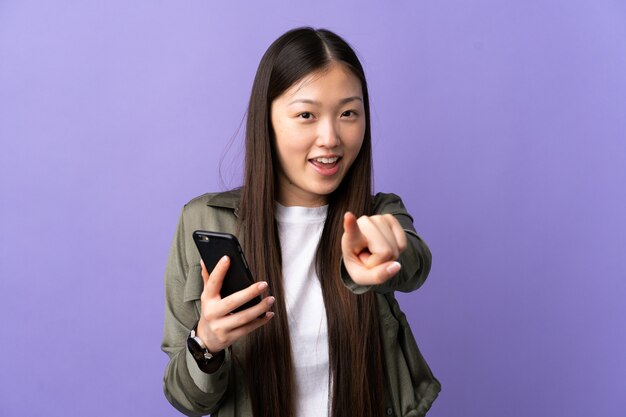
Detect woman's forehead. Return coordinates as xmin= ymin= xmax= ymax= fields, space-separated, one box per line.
xmin=280 ymin=63 xmax=363 ymax=102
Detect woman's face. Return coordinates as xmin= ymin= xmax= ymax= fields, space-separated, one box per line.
xmin=270 ymin=62 xmax=366 ymax=207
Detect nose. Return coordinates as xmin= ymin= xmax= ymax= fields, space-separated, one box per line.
xmin=316 ymin=118 xmax=341 ymax=148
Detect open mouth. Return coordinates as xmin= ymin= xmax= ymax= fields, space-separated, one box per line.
xmin=309 ymin=156 xmax=340 ymax=168
xmin=308 ymin=156 xmax=342 ymax=176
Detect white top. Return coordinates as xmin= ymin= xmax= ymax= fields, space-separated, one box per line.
xmin=275 ymin=202 xmax=330 ymax=417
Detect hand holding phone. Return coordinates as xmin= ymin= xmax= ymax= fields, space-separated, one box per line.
xmin=192 ymin=231 xmax=275 ymax=355
xmin=193 ymin=230 xmax=261 ymax=313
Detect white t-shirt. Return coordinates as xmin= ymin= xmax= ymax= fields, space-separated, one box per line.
xmin=275 ymin=202 xmax=330 ymax=417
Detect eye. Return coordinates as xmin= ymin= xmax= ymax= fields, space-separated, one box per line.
xmin=298 ymin=112 xmax=313 ymax=119
xmin=341 ymin=110 xmax=358 ymax=118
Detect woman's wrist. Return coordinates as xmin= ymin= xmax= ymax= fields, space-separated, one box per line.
xmin=187 ymin=321 xmax=226 ymax=374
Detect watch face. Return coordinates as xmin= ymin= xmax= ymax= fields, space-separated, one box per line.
xmin=187 ymin=336 xmax=209 ymax=362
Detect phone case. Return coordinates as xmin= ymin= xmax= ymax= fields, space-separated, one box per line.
xmin=192 ymin=230 xmax=261 ymax=314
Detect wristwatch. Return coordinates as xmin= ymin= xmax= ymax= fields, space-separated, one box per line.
xmin=187 ymin=322 xmax=225 ymax=373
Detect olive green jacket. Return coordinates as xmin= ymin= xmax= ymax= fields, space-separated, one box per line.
xmin=162 ymin=189 xmax=441 ymax=417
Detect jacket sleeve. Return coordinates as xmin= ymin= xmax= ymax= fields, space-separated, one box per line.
xmin=340 ymin=193 xmax=432 ymax=295
xmin=161 ymin=206 xmax=232 ymax=416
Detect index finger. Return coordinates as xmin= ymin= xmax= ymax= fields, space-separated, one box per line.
xmin=200 ymin=259 xmax=209 ymax=285
xmin=202 ymin=256 xmax=229 ymax=298
xmin=342 ymin=212 xmax=367 ymax=252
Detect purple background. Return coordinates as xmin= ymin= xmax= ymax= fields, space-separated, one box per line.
xmin=1 ymin=1 xmax=625 ymax=416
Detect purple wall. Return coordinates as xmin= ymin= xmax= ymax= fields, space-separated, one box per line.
xmin=1 ymin=1 xmax=625 ymax=416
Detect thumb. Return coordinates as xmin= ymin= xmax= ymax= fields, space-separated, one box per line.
xmin=363 ymin=260 xmax=403 ymax=286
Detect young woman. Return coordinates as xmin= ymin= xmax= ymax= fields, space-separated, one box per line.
xmin=162 ymin=27 xmax=441 ymax=417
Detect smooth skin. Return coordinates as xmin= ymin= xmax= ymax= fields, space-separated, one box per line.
xmin=271 ymin=62 xmax=366 ymax=208
xmin=196 ymin=63 xmax=408 ymax=357
xmin=198 ymin=257 xmax=274 ymax=354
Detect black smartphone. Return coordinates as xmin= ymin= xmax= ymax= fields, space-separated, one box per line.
xmin=192 ymin=230 xmax=261 ymax=314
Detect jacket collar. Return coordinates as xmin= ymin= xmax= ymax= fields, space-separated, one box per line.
xmin=206 ymin=188 xmax=242 ymax=217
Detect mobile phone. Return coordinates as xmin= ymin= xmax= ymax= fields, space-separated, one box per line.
xmin=192 ymin=230 xmax=261 ymax=314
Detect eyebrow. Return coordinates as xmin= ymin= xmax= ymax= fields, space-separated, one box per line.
xmin=288 ymin=96 xmax=363 ymax=106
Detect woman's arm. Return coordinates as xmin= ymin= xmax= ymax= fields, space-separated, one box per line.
xmin=161 ymin=208 xmax=231 ymax=416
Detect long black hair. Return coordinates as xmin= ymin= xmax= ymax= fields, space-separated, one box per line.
xmin=239 ymin=27 xmax=383 ymax=417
